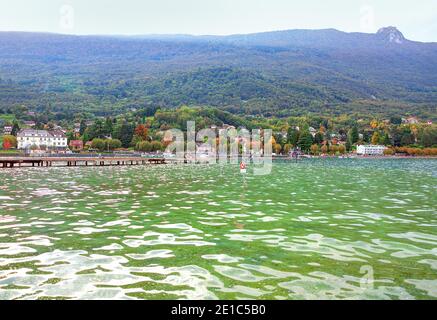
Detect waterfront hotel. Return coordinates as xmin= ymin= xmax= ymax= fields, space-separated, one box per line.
xmin=17 ymin=129 xmax=68 ymax=150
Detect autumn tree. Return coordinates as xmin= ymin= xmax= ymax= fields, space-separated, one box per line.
xmin=2 ymin=135 xmax=17 ymax=149
xmin=371 ymin=132 xmax=380 ymax=145
xmin=310 ymin=144 xmax=319 ymax=155
xmin=330 ymin=144 xmax=339 ymax=155
xmin=384 ymin=148 xmax=395 ymax=156
xmin=283 ymin=144 xmax=293 ymax=154
xmin=134 ymin=124 xmax=149 ymax=141
xmin=274 ymin=143 xmax=282 ymax=155
xmin=321 ymin=144 xmax=328 ymax=154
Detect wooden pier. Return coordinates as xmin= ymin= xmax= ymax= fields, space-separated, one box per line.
xmin=0 ymin=157 xmax=168 ymax=168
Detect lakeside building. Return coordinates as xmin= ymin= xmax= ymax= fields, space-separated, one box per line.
xmin=3 ymin=126 xmax=12 ymax=135
xmin=17 ymin=129 xmax=68 ymax=150
xmin=69 ymin=140 xmax=84 ymax=151
xmin=357 ymin=145 xmax=387 ymax=156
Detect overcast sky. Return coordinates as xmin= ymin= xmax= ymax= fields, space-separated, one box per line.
xmin=0 ymin=0 xmax=436 ymax=42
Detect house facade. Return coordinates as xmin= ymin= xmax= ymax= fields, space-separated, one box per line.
xmin=403 ymin=116 xmax=419 ymax=124
xmin=69 ymin=140 xmax=84 ymax=151
xmin=23 ymin=121 xmax=36 ymax=127
xmin=3 ymin=126 xmax=12 ymax=135
xmin=357 ymin=145 xmax=387 ymax=156
xmin=17 ymin=129 xmax=68 ymax=150
xmin=309 ymin=127 xmax=317 ymax=137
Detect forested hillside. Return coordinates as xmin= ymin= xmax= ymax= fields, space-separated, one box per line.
xmin=0 ymin=27 xmax=436 ymax=120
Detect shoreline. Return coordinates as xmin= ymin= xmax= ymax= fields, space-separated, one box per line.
xmin=0 ymin=154 xmax=436 ymax=169
xmin=315 ymin=155 xmax=437 ymax=160
xmin=273 ymin=155 xmax=437 ymax=160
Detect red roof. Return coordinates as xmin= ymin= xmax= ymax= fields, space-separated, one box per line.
xmin=69 ymin=140 xmax=84 ymax=147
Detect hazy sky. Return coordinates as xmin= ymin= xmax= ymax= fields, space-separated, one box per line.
xmin=0 ymin=0 xmax=436 ymax=42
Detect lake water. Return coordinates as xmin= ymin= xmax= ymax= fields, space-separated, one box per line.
xmin=0 ymin=159 xmax=436 ymax=300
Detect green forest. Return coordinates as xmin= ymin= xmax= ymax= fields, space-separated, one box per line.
xmin=0 ymin=31 xmax=436 ymax=121
xmin=1 ymin=105 xmax=436 ymax=156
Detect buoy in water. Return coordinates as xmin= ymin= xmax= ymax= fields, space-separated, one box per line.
xmin=240 ymin=162 xmax=247 ymax=174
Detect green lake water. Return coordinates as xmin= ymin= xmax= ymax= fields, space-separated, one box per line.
xmin=0 ymin=159 xmax=436 ymax=300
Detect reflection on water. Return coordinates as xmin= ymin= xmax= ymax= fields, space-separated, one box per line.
xmin=0 ymin=159 xmax=436 ymax=300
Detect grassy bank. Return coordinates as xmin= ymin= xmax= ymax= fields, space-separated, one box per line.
xmin=0 ymin=149 xmax=24 ymax=156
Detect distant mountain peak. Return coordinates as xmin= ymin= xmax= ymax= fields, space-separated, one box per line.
xmin=377 ymin=26 xmax=406 ymax=44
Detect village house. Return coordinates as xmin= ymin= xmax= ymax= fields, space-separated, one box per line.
xmin=403 ymin=116 xmax=419 ymax=124
xmin=69 ymin=140 xmax=84 ymax=151
xmin=23 ymin=121 xmax=36 ymax=127
xmin=51 ymin=130 xmax=67 ymax=146
xmin=357 ymin=145 xmax=387 ymax=156
xmin=17 ymin=129 xmax=68 ymax=150
xmin=53 ymin=125 xmax=67 ymax=133
xmin=3 ymin=125 xmax=12 ymax=135
xmin=74 ymin=127 xmax=81 ymax=137
xmin=309 ymin=127 xmax=317 ymax=137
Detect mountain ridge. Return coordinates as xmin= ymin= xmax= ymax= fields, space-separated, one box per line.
xmin=0 ymin=27 xmax=436 ymax=120
xmin=1 ymin=26 xmax=436 ymax=44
